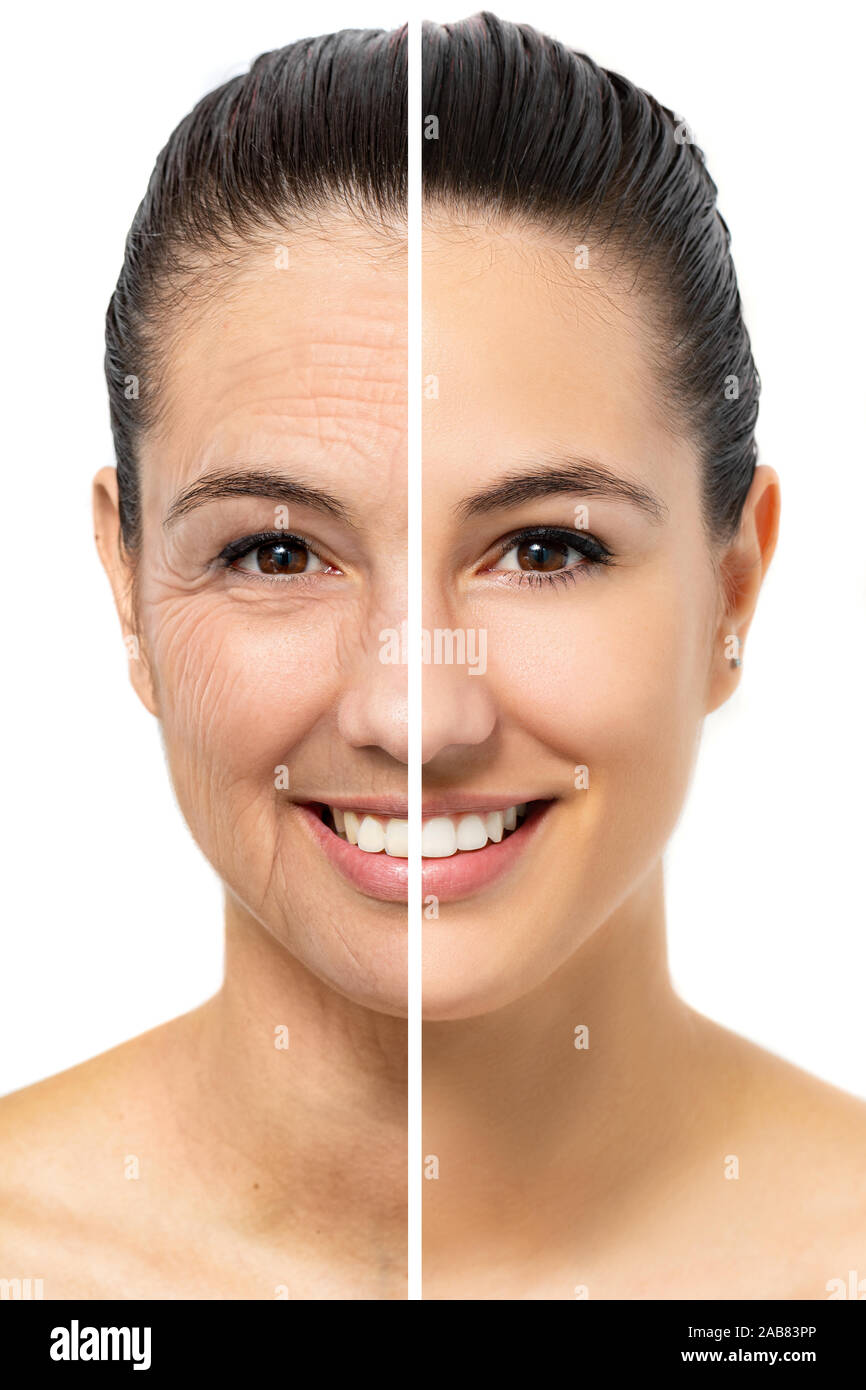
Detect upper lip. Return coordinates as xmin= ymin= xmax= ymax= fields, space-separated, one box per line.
xmin=421 ymin=795 xmax=551 ymax=816
xmin=297 ymin=794 xmax=553 ymax=818
xmin=297 ymin=796 xmax=409 ymax=817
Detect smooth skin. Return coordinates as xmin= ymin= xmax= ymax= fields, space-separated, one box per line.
xmin=420 ymin=215 xmax=866 ymax=1299
xmin=0 ymin=219 xmax=409 ymax=1299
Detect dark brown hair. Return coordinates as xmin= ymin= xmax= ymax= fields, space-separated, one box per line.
xmin=106 ymin=14 xmax=758 ymax=549
xmin=104 ymin=27 xmax=407 ymax=550
xmin=423 ymin=12 xmax=759 ymax=543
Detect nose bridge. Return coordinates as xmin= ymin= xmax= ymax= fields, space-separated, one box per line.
xmin=334 ymin=581 xmax=409 ymax=764
xmin=421 ymin=619 xmax=497 ymax=764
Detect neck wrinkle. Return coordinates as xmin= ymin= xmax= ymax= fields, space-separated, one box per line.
xmin=179 ymin=891 xmax=407 ymax=1244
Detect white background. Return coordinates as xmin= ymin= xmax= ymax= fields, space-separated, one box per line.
xmin=1 ymin=1 xmax=863 ymax=1096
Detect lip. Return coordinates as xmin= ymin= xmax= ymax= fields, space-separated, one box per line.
xmin=421 ymin=794 xmax=542 ymax=816
xmin=293 ymin=798 xmax=553 ymax=905
xmin=319 ymin=795 xmax=409 ymax=818
xmin=295 ymin=802 xmax=409 ymax=903
xmin=422 ymin=799 xmax=551 ymax=902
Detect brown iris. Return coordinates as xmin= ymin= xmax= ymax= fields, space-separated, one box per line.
xmin=516 ymin=539 xmax=571 ymax=572
xmin=256 ymin=541 xmax=309 ymax=575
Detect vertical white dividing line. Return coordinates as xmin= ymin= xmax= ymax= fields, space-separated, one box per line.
xmin=407 ymin=15 xmax=422 ymax=1303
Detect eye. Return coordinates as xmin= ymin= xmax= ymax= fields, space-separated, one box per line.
xmin=487 ymin=526 xmax=612 ymax=578
xmin=494 ymin=536 xmax=581 ymax=573
xmin=235 ymin=539 xmax=324 ymax=577
xmin=217 ymin=531 xmax=339 ymax=579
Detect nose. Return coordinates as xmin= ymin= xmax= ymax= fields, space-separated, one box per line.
xmin=335 ymin=607 xmax=499 ymax=766
xmin=422 ymin=650 xmax=497 ymax=764
xmin=335 ymin=606 xmax=408 ymax=765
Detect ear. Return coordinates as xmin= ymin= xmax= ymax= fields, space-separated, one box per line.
xmin=706 ymin=464 xmax=781 ymax=714
xmin=92 ymin=467 xmax=159 ymax=717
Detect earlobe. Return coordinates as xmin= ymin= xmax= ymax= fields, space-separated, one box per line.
xmin=92 ymin=467 xmax=159 ymax=718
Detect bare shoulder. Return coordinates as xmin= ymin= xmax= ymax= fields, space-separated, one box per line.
xmin=0 ymin=1014 xmax=191 ymax=1173
xmin=704 ymin=1012 xmax=866 ymax=1166
xmin=690 ymin=1011 xmax=866 ymax=1297
xmin=0 ymin=1015 xmax=198 ymax=1297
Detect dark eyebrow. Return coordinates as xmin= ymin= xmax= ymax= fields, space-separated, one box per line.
xmin=163 ymin=469 xmax=354 ymax=529
xmin=456 ymin=457 xmax=668 ymax=523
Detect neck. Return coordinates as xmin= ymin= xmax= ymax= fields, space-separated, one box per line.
xmin=422 ymin=861 xmax=702 ymax=1273
xmin=183 ymin=893 xmax=407 ymax=1258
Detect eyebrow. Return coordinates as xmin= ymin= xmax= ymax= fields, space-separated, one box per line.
xmin=456 ymin=456 xmax=668 ymax=523
xmin=163 ymin=468 xmax=354 ymax=529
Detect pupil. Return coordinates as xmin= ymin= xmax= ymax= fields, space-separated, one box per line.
xmin=517 ymin=539 xmax=568 ymax=572
xmin=257 ymin=542 xmax=307 ymax=575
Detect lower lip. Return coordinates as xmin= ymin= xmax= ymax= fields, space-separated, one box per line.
xmin=294 ymin=802 xmax=551 ymax=905
xmin=296 ymin=803 xmax=409 ymax=902
xmin=422 ymin=801 xmax=550 ymax=902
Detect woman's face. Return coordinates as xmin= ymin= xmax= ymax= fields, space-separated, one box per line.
xmin=96 ymin=215 xmax=764 ymax=1026
xmin=98 ymin=226 xmax=409 ymax=1016
xmin=421 ymin=219 xmax=741 ymax=1019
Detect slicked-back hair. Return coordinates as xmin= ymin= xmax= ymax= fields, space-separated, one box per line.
xmin=423 ymin=12 xmax=759 ymax=544
xmin=104 ymin=26 xmax=407 ymax=550
xmin=105 ymin=14 xmax=758 ymax=551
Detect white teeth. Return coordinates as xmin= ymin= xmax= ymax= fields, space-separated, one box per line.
xmin=422 ymin=817 xmax=458 ymax=858
xmin=384 ymin=818 xmax=408 ymax=858
xmin=485 ymin=811 xmax=504 ymax=843
xmin=456 ymin=814 xmax=487 ymax=851
xmin=357 ymin=815 xmax=386 ymax=853
xmin=324 ymin=803 xmax=531 ymax=859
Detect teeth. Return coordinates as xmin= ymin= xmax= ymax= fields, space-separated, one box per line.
xmin=324 ymin=804 xmax=530 ymax=859
xmin=384 ymin=818 xmax=408 ymax=858
xmin=485 ymin=811 xmax=504 ymax=843
xmin=423 ymin=817 xmax=457 ymax=859
xmin=456 ymin=814 xmax=487 ymax=851
xmin=357 ymin=815 xmax=386 ymax=853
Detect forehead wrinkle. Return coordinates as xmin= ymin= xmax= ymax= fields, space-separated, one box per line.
xmin=151 ymin=345 xmax=407 ymax=471
xmin=151 ymin=251 xmax=406 ymax=443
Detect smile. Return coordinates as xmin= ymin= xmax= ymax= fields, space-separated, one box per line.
xmin=323 ymin=803 xmax=529 ymax=858
xmin=295 ymin=799 xmax=553 ymax=903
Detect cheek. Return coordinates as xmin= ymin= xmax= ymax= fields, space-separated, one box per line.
xmin=142 ymin=594 xmax=345 ymax=826
xmin=482 ymin=564 xmax=714 ymax=797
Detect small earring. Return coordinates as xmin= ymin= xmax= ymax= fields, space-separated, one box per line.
xmin=730 ymin=654 xmax=742 ymax=668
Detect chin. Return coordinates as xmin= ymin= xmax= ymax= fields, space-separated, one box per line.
xmin=420 ymin=946 xmax=551 ymax=1022
xmin=420 ymin=886 xmax=610 ymax=1022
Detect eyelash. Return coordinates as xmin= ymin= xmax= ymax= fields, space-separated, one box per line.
xmin=214 ymin=526 xmax=610 ymax=590
xmin=483 ymin=526 xmax=614 ymax=590
xmin=215 ymin=530 xmax=336 ymax=581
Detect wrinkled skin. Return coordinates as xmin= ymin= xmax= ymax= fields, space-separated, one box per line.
xmin=0 ymin=222 xmax=409 ymax=1299
xmin=113 ymin=228 xmax=410 ymax=1015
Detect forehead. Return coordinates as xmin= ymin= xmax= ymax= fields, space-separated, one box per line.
xmin=423 ymin=217 xmax=695 ymax=507
xmin=140 ymin=227 xmax=408 ymax=518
